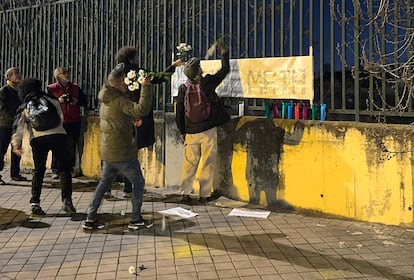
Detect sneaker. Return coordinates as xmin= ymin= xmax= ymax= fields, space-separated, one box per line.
xmin=30 ymin=204 xmax=46 ymax=216
xmin=122 ymin=191 xmax=131 ymax=198
xmin=62 ymin=199 xmax=76 ymax=214
xmin=104 ymin=192 xmax=114 ymax=199
xmin=128 ymin=217 xmax=154 ymax=230
xmin=11 ymin=175 xmax=27 ymax=181
xmin=179 ymin=195 xmax=199 ymax=205
xmin=82 ymin=220 xmax=105 ymax=230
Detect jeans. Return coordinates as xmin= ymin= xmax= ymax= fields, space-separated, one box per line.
xmin=86 ymin=158 xmax=145 ymax=222
xmin=30 ymin=134 xmax=72 ymax=203
xmin=51 ymin=122 xmax=81 ymax=172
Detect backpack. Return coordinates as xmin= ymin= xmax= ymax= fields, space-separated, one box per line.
xmin=26 ymin=95 xmax=61 ymax=131
xmin=183 ymin=80 xmax=211 ymax=123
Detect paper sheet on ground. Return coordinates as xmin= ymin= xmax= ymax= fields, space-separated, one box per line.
xmin=158 ymin=207 xmax=198 ymax=219
xmin=228 ymin=208 xmax=271 ymax=219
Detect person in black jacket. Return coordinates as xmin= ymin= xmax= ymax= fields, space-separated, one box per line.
xmin=175 ymin=43 xmax=230 ymax=204
xmin=0 ymin=67 xmax=27 ymax=184
xmin=104 ymin=46 xmax=184 ymax=199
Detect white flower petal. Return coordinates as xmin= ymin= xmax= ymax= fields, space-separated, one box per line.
xmin=127 ymin=70 xmax=136 ymax=79
xmin=124 ymin=78 xmax=131 ymax=85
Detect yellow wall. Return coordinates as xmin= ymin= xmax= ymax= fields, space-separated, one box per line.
xmin=12 ymin=115 xmax=414 ymax=227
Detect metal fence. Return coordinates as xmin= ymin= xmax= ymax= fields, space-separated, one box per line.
xmin=0 ymin=0 xmax=412 ymax=122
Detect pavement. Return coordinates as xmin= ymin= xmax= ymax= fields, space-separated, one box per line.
xmin=0 ymin=166 xmax=414 ymax=280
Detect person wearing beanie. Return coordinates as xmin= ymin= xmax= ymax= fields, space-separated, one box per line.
xmin=175 ymin=43 xmax=230 ymax=204
xmin=0 ymin=67 xmax=27 ymax=184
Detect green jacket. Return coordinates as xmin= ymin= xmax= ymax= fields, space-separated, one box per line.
xmin=98 ymin=83 xmax=152 ymax=162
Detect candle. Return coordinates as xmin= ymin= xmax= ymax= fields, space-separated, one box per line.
xmin=294 ymin=103 xmax=300 ymax=120
xmin=312 ymin=103 xmax=318 ymax=120
xmin=265 ymin=103 xmax=271 ymax=118
xmin=281 ymin=102 xmax=287 ymax=119
xmin=320 ymin=103 xmax=327 ymax=121
xmin=287 ymin=103 xmax=293 ymax=119
xmin=302 ymin=103 xmax=309 ymax=120
xmin=273 ymin=103 xmax=279 ymax=118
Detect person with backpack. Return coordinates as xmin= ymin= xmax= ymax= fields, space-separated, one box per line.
xmin=175 ymin=43 xmax=230 ymax=204
xmin=0 ymin=67 xmax=28 ymax=184
xmin=11 ymin=78 xmax=76 ymax=216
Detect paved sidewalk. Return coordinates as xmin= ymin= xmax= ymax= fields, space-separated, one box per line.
xmin=0 ymin=168 xmax=414 ymax=280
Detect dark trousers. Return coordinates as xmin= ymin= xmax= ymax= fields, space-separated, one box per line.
xmin=0 ymin=126 xmax=21 ymax=177
xmin=30 ymin=134 xmax=72 ymax=204
xmin=51 ymin=122 xmax=81 ymax=172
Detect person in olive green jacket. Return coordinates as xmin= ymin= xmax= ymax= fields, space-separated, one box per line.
xmin=83 ymin=63 xmax=153 ymax=230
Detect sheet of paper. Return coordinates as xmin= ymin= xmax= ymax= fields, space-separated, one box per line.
xmin=228 ymin=208 xmax=271 ymax=219
xmin=158 ymin=207 xmax=198 ymax=219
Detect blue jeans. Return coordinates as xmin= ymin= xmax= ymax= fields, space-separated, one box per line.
xmin=86 ymin=158 xmax=145 ymax=222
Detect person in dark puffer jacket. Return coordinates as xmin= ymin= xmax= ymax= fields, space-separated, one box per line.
xmin=0 ymin=67 xmax=27 ymax=184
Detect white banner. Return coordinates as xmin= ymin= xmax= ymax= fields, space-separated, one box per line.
xmin=171 ymin=55 xmax=314 ymax=102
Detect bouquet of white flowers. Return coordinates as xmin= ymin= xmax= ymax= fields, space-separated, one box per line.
xmin=124 ymin=69 xmax=171 ymax=90
xmin=176 ymin=43 xmax=192 ymax=60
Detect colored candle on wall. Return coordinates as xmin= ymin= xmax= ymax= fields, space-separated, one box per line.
xmin=273 ymin=103 xmax=279 ymax=118
xmin=320 ymin=103 xmax=326 ymax=121
xmin=238 ymin=101 xmax=244 ymax=116
xmin=302 ymin=103 xmax=308 ymax=120
xmin=294 ymin=103 xmax=300 ymax=120
xmin=281 ymin=102 xmax=287 ymax=119
xmin=287 ymin=103 xmax=293 ymax=119
xmin=265 ymin=103 xmax=271 ymax=118
xmin=312 ymin=103 xmax=318 ymax=120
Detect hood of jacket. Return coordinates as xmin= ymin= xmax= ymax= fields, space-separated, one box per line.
xmin=98 ymin=84 xmax=124 ymax=104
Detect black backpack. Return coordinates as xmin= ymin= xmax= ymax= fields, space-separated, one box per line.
xmin=26 ymin=95 xmax=61 ymax=131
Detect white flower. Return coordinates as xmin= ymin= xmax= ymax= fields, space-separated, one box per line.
xmin=137 ymin=76 xmax=146 ymax=85
xmin=128 ymin=85 xmax=136 ymax=91
xmin=124 ymin=77 xmax=131 ymax=85
xmin=132 ymin=82 xmax=139 ymax=90
xmin=138 ymin=69 xmax=145 ymax=77
xmin=127 ymin=70 xmax=136 ymax=79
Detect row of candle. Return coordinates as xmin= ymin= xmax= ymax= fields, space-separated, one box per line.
xmin=264 ymin=102 xmax=327 ymax=121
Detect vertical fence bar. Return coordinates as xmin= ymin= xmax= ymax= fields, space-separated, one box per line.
xmin=299 ymin=0 xmax=303 ymax=55
xmin=330 ymin=2 xmax=334 ymax=110
xmin=280 ymin=0 xmax=284 ymax=56
xmin=319 ymin=0 xmax=323 ymax=104
xmin=289 ymin=0 xmax=293 ymax=55
xmin=368 ymin=0 xmax=374 ymax=112
xmin=354 ymin=1 xmax=360 ymax=121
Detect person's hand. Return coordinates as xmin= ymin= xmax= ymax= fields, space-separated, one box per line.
xmin=70 ymin=97 xmax=79 ymax=105
xmin=134 ymin=119 xmax=142 ymax=127
xmin=58 ymin=96 xmax=65 ymax=103
xmin=217 ymin=42 xmax=229 ymax=56
xmin=140 ymin=77 xmax=152 ymax=86
xmin=173 ymin=59 xmax=185 ymax=67
xmin=12 ymin=144 xmax=22 ymax=157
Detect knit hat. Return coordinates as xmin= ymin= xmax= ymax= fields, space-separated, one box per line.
xmin=183 ymin=57 xmax=201 ymax=80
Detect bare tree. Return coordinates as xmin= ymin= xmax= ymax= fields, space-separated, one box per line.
xmin=330 ymin=0 xmax=414 ymax=113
